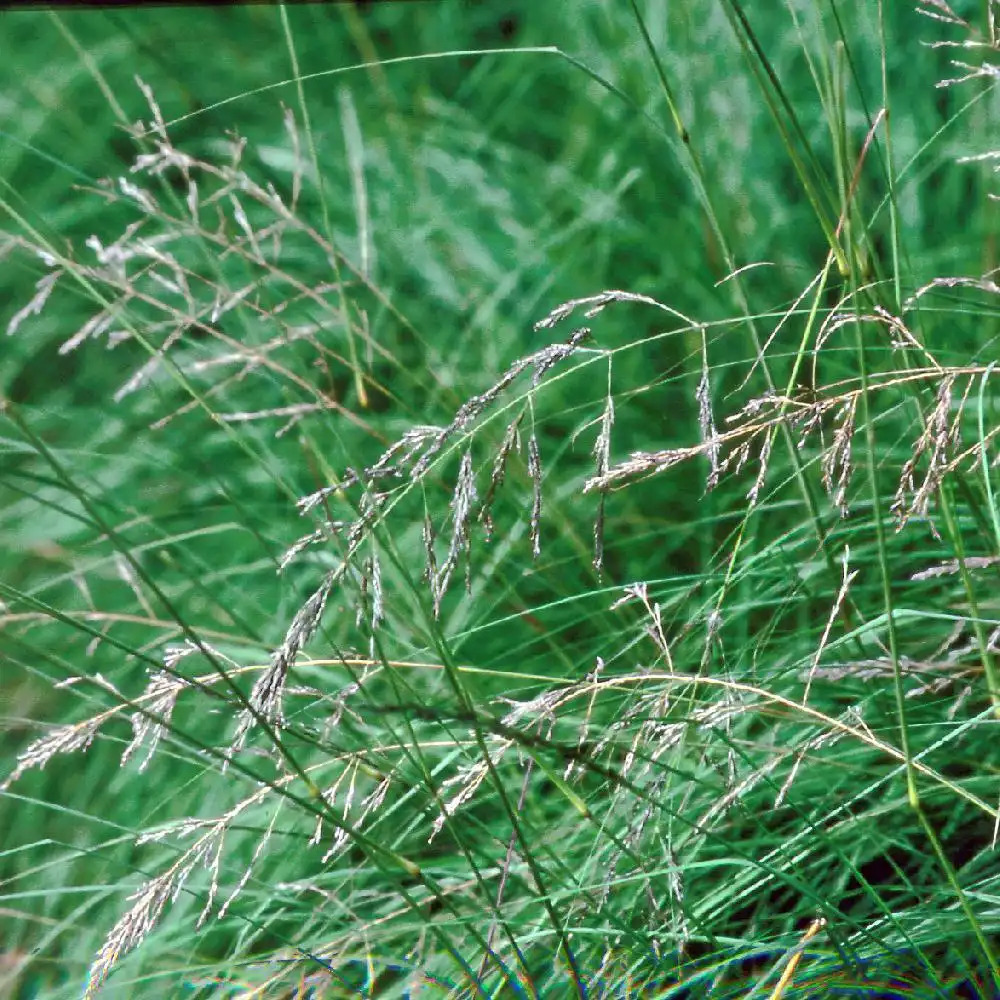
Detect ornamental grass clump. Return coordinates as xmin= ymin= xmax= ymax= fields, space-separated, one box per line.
xmin=3 ymin=3 xmax=1000 ymax=998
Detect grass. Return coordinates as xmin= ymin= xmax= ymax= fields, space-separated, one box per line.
xmin=2 ymin=1 xmax=1000 ymax=997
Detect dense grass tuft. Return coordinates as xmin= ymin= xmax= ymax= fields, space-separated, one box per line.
xmin=3 ymin=3 xmax=1000 ymax=998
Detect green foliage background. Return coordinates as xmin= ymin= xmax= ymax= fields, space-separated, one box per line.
xmin=2 ymin=2 xmax=1000 ymax=998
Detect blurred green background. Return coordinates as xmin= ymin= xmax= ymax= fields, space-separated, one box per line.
xmin=2 ymin=2 xmax=1000 ymax=997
